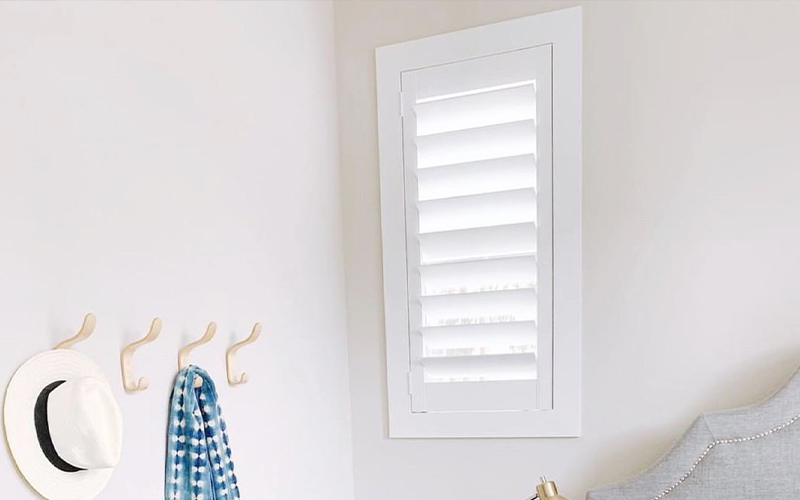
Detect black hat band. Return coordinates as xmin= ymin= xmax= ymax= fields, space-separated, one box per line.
xmin=34 ymin=381 xmax=86 ymax=473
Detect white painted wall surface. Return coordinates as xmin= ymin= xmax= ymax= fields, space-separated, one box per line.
xmin=333 ymin=1 xmax=800 ymax=499
xmin=0 ymin=2 xmax=354 ymax=500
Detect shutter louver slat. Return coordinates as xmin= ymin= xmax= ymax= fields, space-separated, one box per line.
xmin=415 ymin=84 xmax=536 ymax=136
xmin=416 ymin=119 xmax=536 ymax=169
xmin=419 ymin=254 xmax=536 ymax=296
xmin=420 ymin=288 xmax=537 ymax=328
xmin=418 ymin=187 xmax=537 ymax=234
xmin=417 ymin=153 xmax=536 ymax=201
xmin=419 ymin=222 xmax=537 ymax=264
xmin=422 ymin=321 xmax=537 ymax=354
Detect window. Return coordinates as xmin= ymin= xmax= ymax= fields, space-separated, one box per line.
xmin=377 ymin=7 xmax=581 ymax=438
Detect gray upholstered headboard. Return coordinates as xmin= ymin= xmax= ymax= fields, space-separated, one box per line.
xmin=586 ymin=367 xmax=800 ymax=500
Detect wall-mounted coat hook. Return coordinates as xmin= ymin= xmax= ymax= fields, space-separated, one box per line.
xmin=54 ymin=313 xmax=97 ymax=350
xmin=178 ymin=322 xmax=217 ymax=388
xmin=226 ymin=323 xmax=261 ymax=386
xmin=120 ymin=318 xmax=162 ymax=393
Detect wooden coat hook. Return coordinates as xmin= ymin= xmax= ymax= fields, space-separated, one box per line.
xmin=178 ymin=322 xmax=217 ymax=388
xmin=226 ymin=323 xmax=261 ymax=386
xmin=120 ymin=318 xmax=162 ymax=393
xmin=54 ymin=313 xmax=97 ymax=349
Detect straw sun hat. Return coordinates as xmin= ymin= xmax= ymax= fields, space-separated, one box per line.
xmin=4 ymin=349 xmax=122 ymax=500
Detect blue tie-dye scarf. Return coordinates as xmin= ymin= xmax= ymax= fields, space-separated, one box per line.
xmin=166 ymin=366 xmax=241 ymax=500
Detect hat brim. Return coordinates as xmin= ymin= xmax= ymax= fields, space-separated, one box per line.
xmin=4 ymin=350 xmax=116 ymax=500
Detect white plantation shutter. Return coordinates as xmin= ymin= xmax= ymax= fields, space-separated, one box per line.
xmin=377 ymin=8 xmax=581 ymax=437
xmin=400 ymin=46 xmax=554 ymax=413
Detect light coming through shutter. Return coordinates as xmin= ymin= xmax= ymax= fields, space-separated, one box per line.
xmin=401 ymin=46 xmax=554 ymax=413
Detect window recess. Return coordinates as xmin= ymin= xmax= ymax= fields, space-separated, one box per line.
xmin=377 ymin=7 xmax=581 ymax=438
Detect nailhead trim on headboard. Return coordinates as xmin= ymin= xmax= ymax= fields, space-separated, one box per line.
xmin=649 ymin=412 xmax=800 ymax=499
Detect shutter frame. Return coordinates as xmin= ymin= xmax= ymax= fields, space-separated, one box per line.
xmin=402 ymin=46 xmax=554 ymax=414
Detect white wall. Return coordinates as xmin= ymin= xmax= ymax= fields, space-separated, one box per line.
xmin=333 ymin=1 xmax=800 ymax=499
xmin=0 ymin=2 xmax=354 ymax=500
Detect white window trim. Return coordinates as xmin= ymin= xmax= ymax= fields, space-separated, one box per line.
xmin=376 ymin=7 xmax=582 ymax=438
